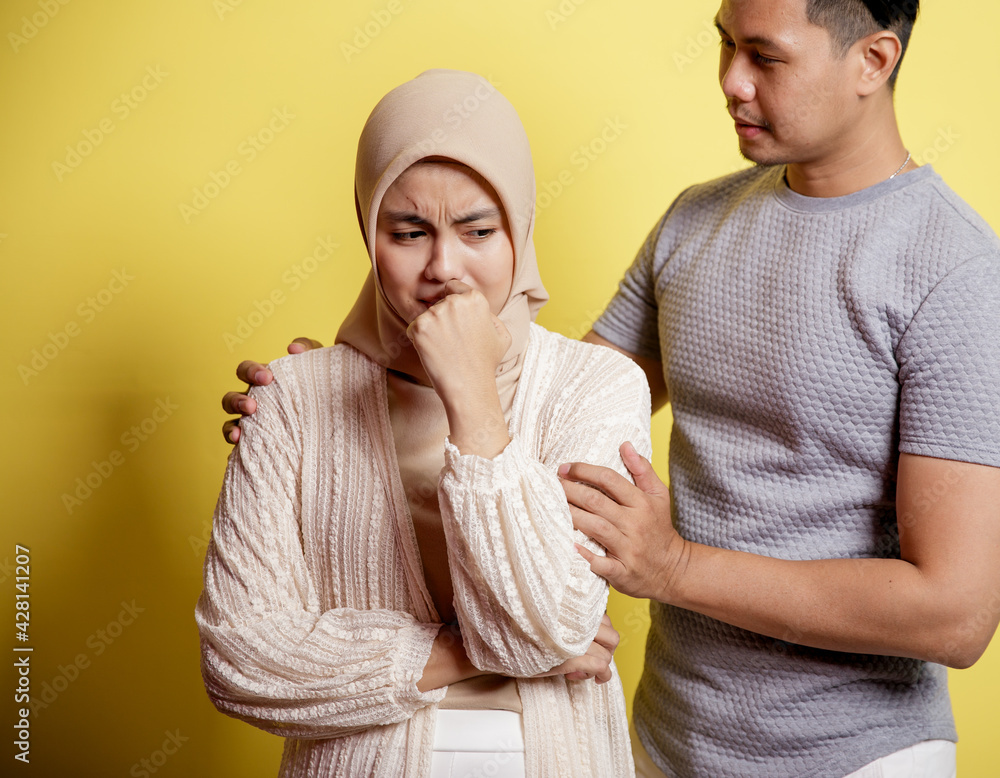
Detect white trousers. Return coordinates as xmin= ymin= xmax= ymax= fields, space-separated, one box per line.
xmin=631 ymin=722 xmax=956 ymax=778
xmin=430 ymin=709 xmax=526 ymax=778
xmin=843 ymin=739 xmax=956 ymax=778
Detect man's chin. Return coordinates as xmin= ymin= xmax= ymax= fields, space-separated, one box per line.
xmin=738 ymin=142 xmax=785 ymax=169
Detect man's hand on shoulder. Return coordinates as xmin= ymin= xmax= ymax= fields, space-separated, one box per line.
xmin=221 ymin=337 xmax=324 ymax=443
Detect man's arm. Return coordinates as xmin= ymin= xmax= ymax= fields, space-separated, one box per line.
xmin=582 ymin=330 xmax=669 ymax=413
xmin=561 ymin=445 xmax=1000 ymax=669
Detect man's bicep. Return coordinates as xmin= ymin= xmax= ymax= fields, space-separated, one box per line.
xmin=582 ymin=330 xmax=668 ymax=411
xmin=897 ymin=453 xmax=1000 ymax=663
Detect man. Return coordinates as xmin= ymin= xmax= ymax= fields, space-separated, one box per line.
xmin=223 ymin=1 xmax=1000 ymax=775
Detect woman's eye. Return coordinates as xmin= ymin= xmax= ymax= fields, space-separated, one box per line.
xmin=468 ymin=228 xmax=496 ymax=239
xmin=394 ymin=231 xmax=425 ymax=240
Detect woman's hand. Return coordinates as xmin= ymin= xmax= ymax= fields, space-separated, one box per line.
xmin=406 ymin=280 xmax=510 ymax=397
xmin=407 ymin=280 xmax=512 ymax=458
xmin=534 ymin=614 xmax=621 ymax=685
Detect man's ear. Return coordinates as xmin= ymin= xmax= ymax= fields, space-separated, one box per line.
xmin=855 ymin=30 xmax=902 ymax=96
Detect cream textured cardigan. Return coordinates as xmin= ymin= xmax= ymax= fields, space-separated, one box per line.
xmin=196 ymin=324 xmax=651 ymax=777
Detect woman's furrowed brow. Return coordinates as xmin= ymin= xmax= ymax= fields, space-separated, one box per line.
xmin=380 ymin=207 xmax=502 ymax=225
xmin=455 ymin=207 xmax=501 ymax=224
xmin=380 ymin=210 xmax=427 ymax=225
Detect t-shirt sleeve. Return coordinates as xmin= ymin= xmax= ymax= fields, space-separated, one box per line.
xmin=896 ymin=252 xmax=1000 ymax=467
xmin=592 ymin=215 xmax=668 ymax=361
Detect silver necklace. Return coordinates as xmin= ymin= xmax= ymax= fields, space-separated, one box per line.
xmin=888 ymin=150 xmax=911 ymax=180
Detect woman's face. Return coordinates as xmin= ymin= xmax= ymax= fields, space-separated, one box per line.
xmin=374 ymin=161 xmax=515 ymax=324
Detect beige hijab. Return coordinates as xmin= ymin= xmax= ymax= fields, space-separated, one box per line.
xmin=336 ymin=68 xmax=548 ymax=384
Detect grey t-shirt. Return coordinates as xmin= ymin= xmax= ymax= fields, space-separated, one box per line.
xmin=594 ymin=165 xmax=1000 ymax=777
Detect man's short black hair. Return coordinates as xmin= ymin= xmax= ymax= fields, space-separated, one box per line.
xmin=806 ymin=0 xmax=919 ymax=87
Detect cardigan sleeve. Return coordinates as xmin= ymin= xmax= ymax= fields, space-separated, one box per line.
xmin=437 ymin=345 xmax=652 ymax=676
xmin=195 ymin=369 xmax=446 ymax=740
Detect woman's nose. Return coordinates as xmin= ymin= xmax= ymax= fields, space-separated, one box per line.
xmin=424 ymin=238 xmax=460 ymax=283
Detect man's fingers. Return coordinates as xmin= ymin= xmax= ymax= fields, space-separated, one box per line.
xmin=567 ymin=496 xmax=623 ymax=551
xmin=575 ymin=541 xmax=599 ymax=566
xmin=222 ymin=420 xmax=240 ymax=444
xmin=236 ymin=360 xmax=272 ymax=385
xmin=288 ymin=337 xmax=324 ymax=354
xmin=562 ymin=479 xmax=621 ymax=523
xmin=620 ymin=441 xmax=669 ymax=496
xmin=222 ymin=391 xmax=256 ymax=416
xmin=558 ymin=461 xmax=638 ymax=507
xmin=574 ymin=542 xmax=624 ymax=584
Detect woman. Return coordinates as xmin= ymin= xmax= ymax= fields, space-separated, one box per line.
xmin=196 ymin=69 xmax=651 ymax=777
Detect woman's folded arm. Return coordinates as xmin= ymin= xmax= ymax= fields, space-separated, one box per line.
xmin=437 ymin=347 xmax=652 ymax=676
xmin=196 ymin=373 xmax=446 ymax=740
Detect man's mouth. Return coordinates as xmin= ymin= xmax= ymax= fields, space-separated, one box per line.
xmin=733 ymin=116 xmax=769 ymax=139
xmin=730 ymin=109 xmax=769 ymax=138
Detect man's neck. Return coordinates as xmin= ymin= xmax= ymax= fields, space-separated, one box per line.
xmin=784 ymin=111 xmax=914 ymax=198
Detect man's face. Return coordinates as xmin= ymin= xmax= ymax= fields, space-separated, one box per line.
xmin=716 ymin=0 xmax=860 ymax=167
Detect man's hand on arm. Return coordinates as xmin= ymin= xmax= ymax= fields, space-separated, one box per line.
xmin=559 ymin=443 xmax=686 ymax=602
xmin=221 ymin=337 xmax=324 ymax=443
xmin=562 ymin=447 xmax=1000 ymax=668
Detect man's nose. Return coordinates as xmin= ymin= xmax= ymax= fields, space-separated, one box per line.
xmin=721 ymin=56 xmax=755 ymax=103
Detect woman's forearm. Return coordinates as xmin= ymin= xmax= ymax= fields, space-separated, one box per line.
xmin=440 ymin=387 xmax=510 ymax=459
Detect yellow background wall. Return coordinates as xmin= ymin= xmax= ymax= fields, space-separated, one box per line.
xmin=2 ymin=1 xmax=997 ymax=775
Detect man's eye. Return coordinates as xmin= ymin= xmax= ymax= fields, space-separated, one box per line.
xmin=754 ymin=53 xmax=779 ymax=65
xmin=719 ymin=38 xmax=735 ymax=50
